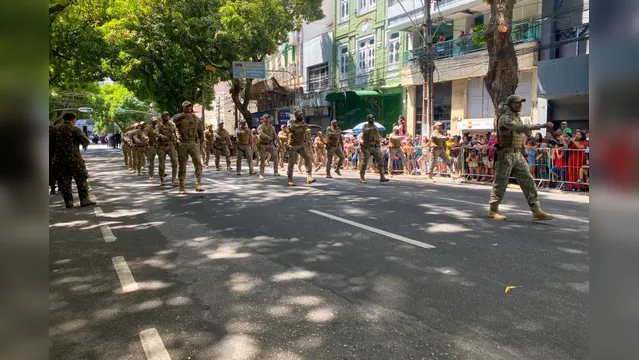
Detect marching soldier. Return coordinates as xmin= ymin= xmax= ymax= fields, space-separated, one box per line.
xmin=235 ymin=120 xmax=255 ymax=176
xmin=286 ymin=109 xmax=316 ymax=186
xmin=53 ymin=113 xmax=97 ymax=208
xmin=313 ymin=131 xmax=327 ymax=172
xmin=277 ymin=123 xmax=289 ymax=170
xmin=203 ymin=123 xmax=216 ymax=167
xmin=147 ymin=117 xmax=159 ymax=180
xmin=213 ymin=122 xmax=232 ymax=171
xmin=325 ymin=120 xmax=345 ymax=178
xmin=427 ymin=121 xmax=457 ymax=182
xmin=132 ymin=122 xmax=149 ymax=176
xmin=155 ymin=111 xmax=178 ymax=186
xmin=173 ymin=101 xmax=205 ymax=194
xmin=359 ymin=114 xmax=389 ymax=184
xmin=488 ymin=95 xmax=555 ymax=221
xmin=257 ymin=114 xmax=279 ymax=179
xmin=123 ymin=125 xmax=136 ymax=171
xmin=387 ymin=126 xmax=407 ymax=177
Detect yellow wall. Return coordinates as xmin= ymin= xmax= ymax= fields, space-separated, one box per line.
xmin=450 ymin=78 xmax=468 ymax=135
xmin=406 ymin=86 xmax=417 ymax=136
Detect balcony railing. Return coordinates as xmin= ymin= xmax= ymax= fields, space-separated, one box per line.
xmin=402 ymin=19 xmax=541 ymax=64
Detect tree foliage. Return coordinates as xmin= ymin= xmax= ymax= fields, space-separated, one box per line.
xmin=484 ymin=0 xmax=519 ymax=129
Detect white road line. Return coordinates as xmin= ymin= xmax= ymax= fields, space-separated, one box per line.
xmin=439 ymin=197 xmax=589 ymax=224
xmin=139 ymin=328 xmax=172 ymax=360
xmin=309 ymin=209 xmax=435 ymax=249
xmin=100 ymin=225 xmax=117 ymax=243
xmin=206 ymin=178 xmax=242 ymax=190
xmin=94 ymin=207 xmax=104 ymax=216
xmin=111 ymin=256 xmax=138 ymax=292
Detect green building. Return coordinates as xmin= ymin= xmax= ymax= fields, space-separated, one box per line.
xmin=326 ymin=0 xmax=407 ymax=133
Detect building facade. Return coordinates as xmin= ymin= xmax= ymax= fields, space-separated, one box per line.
xmin=326 ymin=0 xmax=405 ymax=132
xmin=537 ymin=0 xmax=589 ymax=131
xmin=392 ymin=0 xmax=544 ymax=136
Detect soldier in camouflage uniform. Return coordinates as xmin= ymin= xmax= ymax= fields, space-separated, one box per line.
xmin=173 ymin=101 xmax=205 ymax=194
xmin=277 ymin=124 xmax=289 ymax=169
xmin=489 ymin=95 xmax=554 ymax=221
xmin=132 ymin=122 xmax=149 ymax=176
xmin=123 ymin=125 xmax=135 ymax=171
xmin=213 ymin=122 xmax=232 ymax=171
xmin=53 ymin=113 xmax=97 ymax=208
xmin=155 ymin=111 xmax=178 ymax=186
xmin=203 ymin=123 xmax=216 ymax=167
xmin=427 ymin=121 xmax=457 ymax=182
xmin=257 ymin=114 xmax=279 ymax=179
xmin=235 ymin=120 xmax=255 ymax=176
xmin=387 ymin=126 xmax=407 ymax=177
xmin=313 ymin=131 xmax=326 ymax=172
xmin=147 ymin=117 xmax=159 ymax=180
xmin=359 ymin=114 xmax=389 ymax=184
xmin=325 ymin=120 xmax=345 ymax=178
xmin=286 ymin=109 xmax=316 ymax=186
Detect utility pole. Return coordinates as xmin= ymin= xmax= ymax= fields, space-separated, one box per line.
xmin=420 ymin=0 xmax=434 ymax=137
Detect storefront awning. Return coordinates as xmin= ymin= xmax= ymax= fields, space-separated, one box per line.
xmin=325 ymin=90 xmax=380 ymax=102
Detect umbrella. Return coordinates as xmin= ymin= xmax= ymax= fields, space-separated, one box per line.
xmin=352 ymin=122 xmax=385 ymax=134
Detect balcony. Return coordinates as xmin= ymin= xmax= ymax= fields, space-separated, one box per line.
xmin=387 ymin=0 xmax=487 ymax=31
xmin=402 ymin=19 xmax=541 ymax=63
xmin=385 ymin=63 xmax=400 ymax=80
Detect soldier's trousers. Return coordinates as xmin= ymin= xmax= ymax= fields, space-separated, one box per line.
xmin=135 ymin=146 xmax=147 ymax=174
xmin=288 ymin=145 xmax=313 ymax=177
xmin=259 ymin=144 xmax=278 ymax=175
xmin=204 ymin=145 xmax=214 ymax=166
xmin=278 ymin=147 xmax=286 ymax=168
xmin=58 ymin=165 xmax=90 ymax=205
xmin=147 ymin=146 xmax=157 ymax=177
xmin=428 ymin=148 xmax=452 ymax=176
xmin=489 ymin=152 xmax=541 ymax=212
xmin=177 ymin=141 xmax=203 ymax=182
xmin=388 ymin=147 xmax=407 ymax=174
xmin=214 ymin=146 xmax=231 ymax=169
xmin=315 ymin=148 xmax=326 ymax=167
xmin=123 ymin=143 xmax=130 ymax=167
xmin=236 ymin=144 xmax=254 ymax=174
xmin=359 ymin=145 xmax=383 ymax=179
xmin=157 ymin=145 xmax=177 ymax=181
xmin=326 ymin=146 xmax=345 ymax=173
xmin=49 ymin=161 xmax=59 ymax=190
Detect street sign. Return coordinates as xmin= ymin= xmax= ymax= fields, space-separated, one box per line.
xmin=78 ymin=107 xmax=93 ymax=113
xmin=232 ymin=61 xmax=266 ymax=79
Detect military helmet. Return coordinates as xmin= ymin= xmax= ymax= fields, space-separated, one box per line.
xmin=505 ymin=95 xmax=526 ymax=104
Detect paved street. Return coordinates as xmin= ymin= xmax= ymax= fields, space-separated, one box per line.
xmin=49 ymin=145 xmax=589 ymax=360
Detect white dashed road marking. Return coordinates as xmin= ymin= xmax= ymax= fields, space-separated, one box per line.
xmin=309 ymin=209 xmax=435 ymax=249
xmin=94 ymin=207 xmax=117 ymax=242
xmin=111 ymin=256 xmax=138 ymax=292
xmin=139 ymin=328 xmax=172 ymax=360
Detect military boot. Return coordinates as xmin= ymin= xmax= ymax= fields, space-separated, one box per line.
xmin=488 ymin=204 xmax=507 ymax=220
xmin=288 ymin=176 xmax=296 ymax=186
xmin=80 ymin=199 xmax=97 ymax=207
xmin=172 ymin=177 xmax=178 ymax=186
xmin=532 ymin=209 xmax=555 ymax=221
xmin=427 ymin=176 xmax=436 ymax=183
xmin=258 ymin=174 xmax=265 ymax=180
xmin=195 ymin=178 xmax=205 ymax=192
xmin=149 ymin=175 xmax=154 ymax=180
xmin=380 ymin=174 xmax=390 ymax=183
xmin=178 ymin=180 xmax=186 ymax=195
xmin=335 ymin=168 xmax=342 ymax=176
xmin=65 ymin=201 xmax=74 ymax=208
xmin=326 ymin=169 xmax=332 ymax=179
xmin=306 ymin=175 xmax=316 ymax=184
xmin=359 ymin=178 xmax=367 ymax=184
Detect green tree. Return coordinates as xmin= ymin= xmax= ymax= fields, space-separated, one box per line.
xmin=212 ymin=0 xmax=324 ymax=123
xmin=49 ymin=0 xmax=115 ymax=89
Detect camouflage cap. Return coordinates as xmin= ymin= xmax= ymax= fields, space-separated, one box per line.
xmin=239 ymin=119 xmax=247 ymax=124
xmin=182 ymin=100 xmax=192 ymax=107
xmin=505 ymin=95 xmax=526 ymax=104
xmin=434 ymin=121 xmax=443 ymax=127
xmin=367 ymin=114 xmax=375 ymax=120
xmin=161 ymin=111 xmax=170 ymax=116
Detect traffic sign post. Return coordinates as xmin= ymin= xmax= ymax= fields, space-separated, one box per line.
xmin=232 ymin=61 xmax=266 ymax=79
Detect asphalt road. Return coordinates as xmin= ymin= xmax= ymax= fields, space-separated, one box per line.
xmin=49 ymin=145 xmax=589 ymax=360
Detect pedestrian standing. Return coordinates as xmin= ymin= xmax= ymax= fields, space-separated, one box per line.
xmin=488 ymin=95 xmax=555 ymax=221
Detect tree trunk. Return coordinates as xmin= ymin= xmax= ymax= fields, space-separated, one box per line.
xmin=484 ymin=0 xmax=518 ymax=130
xmin=230 ymin=78 xmax=254 ymax=128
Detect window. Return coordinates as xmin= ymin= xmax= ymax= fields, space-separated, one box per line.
xmin=358 ymin=0 xmax=376 ymax=12
xmin=307 ymin=63 xmax=330 ymax=92
xmin=339 ymin=0 xmax=349 ymax=22
xmin=339 ymin=45 xmax=349 ymax=76
xmin=467 ymin=72 xmax=532 ymax=118
xmin=357 ymin=36 xmax=376 ymax=74
xmin=387 ymin=32 xmax=400 ymax=66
